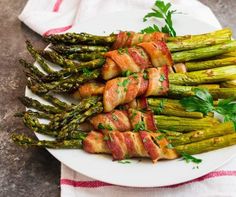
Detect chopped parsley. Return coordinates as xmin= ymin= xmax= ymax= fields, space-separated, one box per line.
xmin=156 ymin=134 xmax=165 ymax=140
xmin=130 ymin=111 xmax=137 ymax=120
xmin=117 ymin=48 xmax=129 ymax=55
xmin=143 ymin=72 xmax=148 ymax=80
xmin=166 ymin=143 xmax=174 ymax=149
xmin=155 ymin=99 xmax=166 ymax=114
xmin=127 ymin=32 xmax=131 ymax=37
xmin=118 ymin=160 xmax=131 ymax=164
xmin=122 ymin=70 xmax=132 ymax=77
xmin=159 ymin=74 xmax=166 ymax=82
xmin=134 ymin=121 xmax=146 ymax=132
xmin=181 ymin=152 xmax=202 ymax=164
xmin=98 ymin=123 xmax=113 ymax=131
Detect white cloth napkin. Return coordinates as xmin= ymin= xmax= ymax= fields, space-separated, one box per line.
xmin=19 ymin=0 xmax=236 ymax=196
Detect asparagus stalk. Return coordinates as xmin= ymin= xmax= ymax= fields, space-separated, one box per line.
xmin=31 ymin=69 xmax=100 ymax=94
xmin=18 ymin=96 xmax=63 ymax=114
xmin=44 ymin=33 xmax=116 ymax=45
xmin=169 ymin=122 xmax=235 ymax=146
xmin=147 ymin=98 xmax=204 ymax=118
xmin=221 ymin=80 xmax=236 ymax=88
xmin=169 ymin=65 xmax=236 ymax=85
xmin=197 ymin=84 xmax=220 ymax=89
xmin=42 ymin=59 xmax=104 ymax=82
xmin=19 ymin=59 xmax=45 ymax=79
xmin=50 ymin=44 xmax=109 ymax=54
xmin=175 ymin=133 xmax=236 ymax=155
xmin=12 ymin=134 xmax=84 ymax=149
xmin=15 ymin=110 xmax=54 ymax=120
xmin=169 ymin=84 xmax=236 ymax=99
xmin=154 ymin=115 xmax=220 ymax=132
xmin=26 ymin=41 xmax=54 ymax=73
xmin=67 ymin=52 xmax=105 ymax=61
xmin=167 ymin=32 xmax=232 ymax=52
xmin=40 ymin=94 xmax=72 ymax=110
xmin=49 ymin=96 xmax=101 ymax=130
xmin=185 ymin=57 xmax=236 ymax=71
xmin=172 ymin=41 xmax=236 ymax=63
xmin=57 ymin=102 xmax=103 ymax=140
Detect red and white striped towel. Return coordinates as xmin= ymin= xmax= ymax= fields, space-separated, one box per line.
xmin=19 ymin=0 xmax=236 ymax=196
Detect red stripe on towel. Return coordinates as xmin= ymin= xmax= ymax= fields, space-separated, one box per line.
xmin=53 ymin=0 xmax=63 ymax=12
xmin=43 ymin=25 xmax=72 ymax=36
xmin=60 ymin=171 xmax=236 ymax=188
xmin=61 ymin=179 xmax=112 ymax=188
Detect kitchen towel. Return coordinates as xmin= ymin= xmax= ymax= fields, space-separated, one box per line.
xmin=19 ymin=0 xmax=236 ymax=196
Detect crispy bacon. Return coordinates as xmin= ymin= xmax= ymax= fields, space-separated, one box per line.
xmin=83 ymin=130 xmax=178 ymax=162
xmin=73 ymin=82 xmax=105 ymax=98
xmin=90 ymin=110 xmax=131 ymax=132
xmin=103 ymin=41 xmax=172 ymax=80
xmin=138 ymin=41 xmax=173 ymax=68
xmin=112 ymin=31 xmax=168 ymax=49
xmin=103 ymin=67 xmax=168 ymax=112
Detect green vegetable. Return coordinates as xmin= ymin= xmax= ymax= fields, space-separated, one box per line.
xmin=134 ymin=121 xmax=146 ymax=132
xmin=180 ymin=152 xmax=202 ymax=164
xmin=142 ymin=0 xmax=176 ymax=36
xmin=180 ymin=88 xmax=236 ymax=129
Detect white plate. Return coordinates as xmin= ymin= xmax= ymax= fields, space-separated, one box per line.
xmin=26 ymin=10 xmax=236 ymax=187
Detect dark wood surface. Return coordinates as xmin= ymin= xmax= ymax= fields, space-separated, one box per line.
xmin=0 ymin=0 xmax=235 ymax=196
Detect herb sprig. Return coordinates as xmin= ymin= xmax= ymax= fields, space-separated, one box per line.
xmin=141 ymin=0 xmax=176 ymax=36
xmin=181 ymin=152 xmax=202 ymax=164
xmin=180 ymin=88 xmax=236 ymax=129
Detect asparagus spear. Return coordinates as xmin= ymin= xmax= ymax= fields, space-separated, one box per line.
xmin=175 ymin=133 xmax=236 ymax=155
xmin=154 ymin=115 xmax=220 ymax=132
xmin=15 ymin=110 xmax=54 ymax=120
xmin=49 ymin=96 xmax=101 ymax=130
xmin=19 ymin=59 xmax=45 ymax=79
xmin=26 ymin=41 xmax=54 ymax=73
xmin=167 ymin=32 xmax=232 ymax=52
xmin=57 ymin=102 xmax=103 ymax=140
xmin=147 ymin=98 xmax=204 ymax=118
xmin=67 ymin=52 xmax=105 ymax=61
xmin=44 ymin=33 xmax=116 ymax=45
xmin=19 ymin=96 xmax=63 ymax=114
xmin=31 ymin=69 xmax=100 ymax=93
xmin=50 ymin=44 xmax=109 ymax=54
xmin=12 ymin=134 xmax=84 ymax=149
xmin=169 ymin=122 xmax=235 ymax=146
xmin=40 ymin=94 xmax=72 ymax=110
xmin=169 ymin=84 xmax=236 ymax=99
xmin=172 ymin=41 xmax=236 ymax=63
xmin=185 ymin=57 xmax=236 ymax=71
xmin=221 ymin=80 xmax=236 ymax=88
xmin=169 ymin=65 xmax=236 ymax=85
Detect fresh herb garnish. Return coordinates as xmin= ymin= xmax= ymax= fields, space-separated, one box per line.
xmin=159 ymin=74 xmax=166 ymax=82
xmin=130 ymin=111 xmax=137 ymax=120
xmin=141 ymin=0 xmax=176 ymax=36
xmin=118 ymin=159 xmax=131 ymax=164
xmin=98 ymin=123 xmax=113 ymax=131
xmin=118 ymin=79 xmax=130 ymax=88
xmin=134 ymin=121 xmax=146 ymax=132
xmin=117 ymin=48 xmax=129 ymax=55
xmin=155 ymin=99 xmax=166 ymax=114
xmin=180 ymin=88 xmax=236 ymax=129
xmin=156 ymin=134 xmax=165 ymax=140
xmin=122 ymin=70 xmax=132 ymax=77
xmin=181 ymin=152 xmax=202 ymax=164
xmin=166 ymin=143 xmax=174 ymax=149
xmin=143 ymin=72 xmax=148 ymax=80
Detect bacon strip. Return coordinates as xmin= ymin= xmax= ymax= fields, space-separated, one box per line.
xmin=112 ymin=31 xmax=168 ymax=49
xmin=138 ymin=41 xmax=173 ymax=68
xmin=83 ymin=130 xmax=178 ymax=162
xmin=103 ymin=41 xmax=172 ymax=80
xmin=103 ymin=67 xmax=168 ymax=112
xmin=90 ymin=110 xmax=131 ymax=132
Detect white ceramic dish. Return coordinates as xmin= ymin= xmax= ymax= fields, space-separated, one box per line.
xmin=26 ymin=10 xmax=236 ymax=187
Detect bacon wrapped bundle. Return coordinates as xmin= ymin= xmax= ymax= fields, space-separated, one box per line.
xmin=83 ymin=130 xmax=178 ymax=162
xmin=112 ymin=31 xmax=168 ymax=49
xmin=90 ymin=109 xmax=157 ymax=133
xmin=103 ymin=66 xmax=169 ymax=112
xmin=103 ymin=41 xmax=173 ymax=80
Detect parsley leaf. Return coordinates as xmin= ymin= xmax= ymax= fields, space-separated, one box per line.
xmin=181 ymin=152 xmax=202 ymax=164
xmin=118 ymin=160 xmax=131 ymax=164
xmin=154 ymin=99 xmax=166 ymax=114
xmin=134 ymin=121 xmax=146 ymax=132
xmin=142 ymin=0 xmax=176 ymax=36
xmin=180 ymin=88 xmax=236 ymax=130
